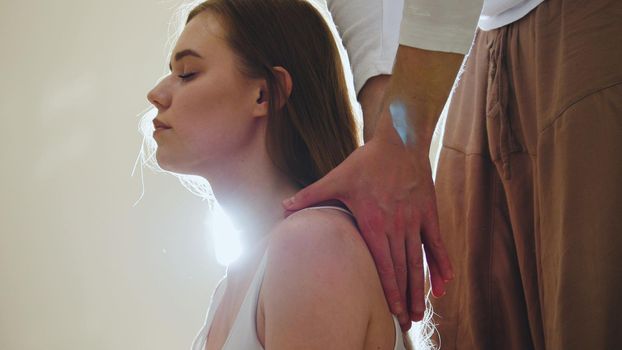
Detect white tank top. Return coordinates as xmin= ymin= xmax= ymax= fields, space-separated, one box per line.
xmin=191 ymin=206 xmax=407 ymax=350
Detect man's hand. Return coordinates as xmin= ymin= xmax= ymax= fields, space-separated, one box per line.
xmin=284 ymin=45 xmax=462 ymax=331
xmin=282 ymin=127 xmax=453 ymax=331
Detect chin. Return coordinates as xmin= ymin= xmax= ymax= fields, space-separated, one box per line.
xmin=156 ymin=151 xmax=214 ymax=179
xmin=154 ymin=150 xmax=172 ymax=171
xmin=155 ymin=151 xmax=187 ymax=174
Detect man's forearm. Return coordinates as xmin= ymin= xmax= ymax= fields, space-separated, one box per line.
xmin=358 ymin=74 xmax=391 ymax=142
xmin=374 ymin=45 xmax=464 ymax=155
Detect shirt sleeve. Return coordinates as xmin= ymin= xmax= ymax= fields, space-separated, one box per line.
xmin=327 ymin=0 xmax=404 ymax=95
xmin=399 ymin=0 xmax=484 ymax=54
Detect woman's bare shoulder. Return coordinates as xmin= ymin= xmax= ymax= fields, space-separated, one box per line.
xmin=267 ymin=208 xmax=373 ymax=276
xmin=258 ymin=208 xmax=380 ymax=348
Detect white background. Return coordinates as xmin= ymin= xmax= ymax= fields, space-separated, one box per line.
xmin=0 ymin=1 xmax=225 ymax=349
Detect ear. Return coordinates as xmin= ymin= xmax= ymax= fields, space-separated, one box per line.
xmin=272 ymin=66 xmax=293 ymax=108
xmin=252 ymin=66 xmax=293 ymax=118
xmin=252 ymin=79 xmax=270 ymax=118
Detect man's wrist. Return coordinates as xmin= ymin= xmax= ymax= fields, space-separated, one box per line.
xmin=358 ymin=74 xmax=391 ymax=142
xmin=372 ymin=108 xmax=433 ymax=160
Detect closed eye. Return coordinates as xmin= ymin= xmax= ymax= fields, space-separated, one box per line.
xmin=178 ymin=72 xmax=196 ymax=81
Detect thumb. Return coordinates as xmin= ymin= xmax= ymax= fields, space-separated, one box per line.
xmin=282 ymin=169 xmax=341 ymax=211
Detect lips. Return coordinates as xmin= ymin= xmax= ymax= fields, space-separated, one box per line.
xmin=153 ymin=118 xmax=172 ymax=130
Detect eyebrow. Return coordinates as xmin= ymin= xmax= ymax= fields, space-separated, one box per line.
xmin=169 ymin=49 xmax=203 ymax=71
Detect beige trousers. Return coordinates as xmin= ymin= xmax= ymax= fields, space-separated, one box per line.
xmin=432 ymin=0 xmax=622 ymax=348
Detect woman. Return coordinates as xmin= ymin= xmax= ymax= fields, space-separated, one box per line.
xmin=146 ymin=0 xmax=417 ymax=348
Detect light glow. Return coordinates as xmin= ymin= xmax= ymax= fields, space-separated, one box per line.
xmin=207 ymin=204 xmax=242 ymax=266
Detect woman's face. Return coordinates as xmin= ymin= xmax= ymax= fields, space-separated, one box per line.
xmin=147 ymin=12 xmax=267 ymax=176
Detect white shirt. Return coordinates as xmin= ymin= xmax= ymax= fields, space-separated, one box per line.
xmin=327 ymin=0 xmax=404 ymax=93
xmin=400 ymin=0 xmax=544 ymax=53
xmin=326 ymin=0 xmax=544 ymax=93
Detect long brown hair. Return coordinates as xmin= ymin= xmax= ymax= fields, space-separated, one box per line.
xmin=187 ymin=0 xmax=359 ymax=188
xmin=182 ymin=2 xmax=420 ymax=348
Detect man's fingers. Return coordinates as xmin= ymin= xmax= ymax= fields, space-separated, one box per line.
xmin=405 ymin=226 xmax=425 ymax=322
xmin=388 ymin=233 xmax=409 ymax=328
xmin=421 ymin=208 xmax=453 ymax=282
xmin=424 ymin=245 xmax=446 ymax=298
xmin=360 ymin=223 xmax=408 ymax=324
xmin=282 ymin=169 xmax=341 ymax=211
xmin=389 ymin=204 xmax=412 ymax=330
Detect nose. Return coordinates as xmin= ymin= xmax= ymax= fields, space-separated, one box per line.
xmin=147 ymin=80 xmax=171 ymax=111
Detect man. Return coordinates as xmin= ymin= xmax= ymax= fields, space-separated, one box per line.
xmin=285 ymin=0 xmax=622 ymax=348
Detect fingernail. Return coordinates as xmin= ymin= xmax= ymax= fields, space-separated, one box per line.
xmin=410 ymin=311 xmax=423 ymax=321
xmin=393 ymin=302 xmax=404 ymax=315
xmin=411 ymin=304 xmax=424 ymax=320
xmin=283 ymin=196 xmax=295 ymax=207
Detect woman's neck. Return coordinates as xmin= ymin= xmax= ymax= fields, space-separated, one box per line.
xmin=215 ymin=168 xmax=298 ymax=277
xmin=219 ymin=176 xmax=298 ymax=249
xmin=195 ymin=126 xmax=300 ymax=271
xmin=205 ymin=144 xmax=300 ymax=261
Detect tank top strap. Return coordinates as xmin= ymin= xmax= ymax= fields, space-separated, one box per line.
xmin=297 ymin=205 xmax=354 ymax=217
